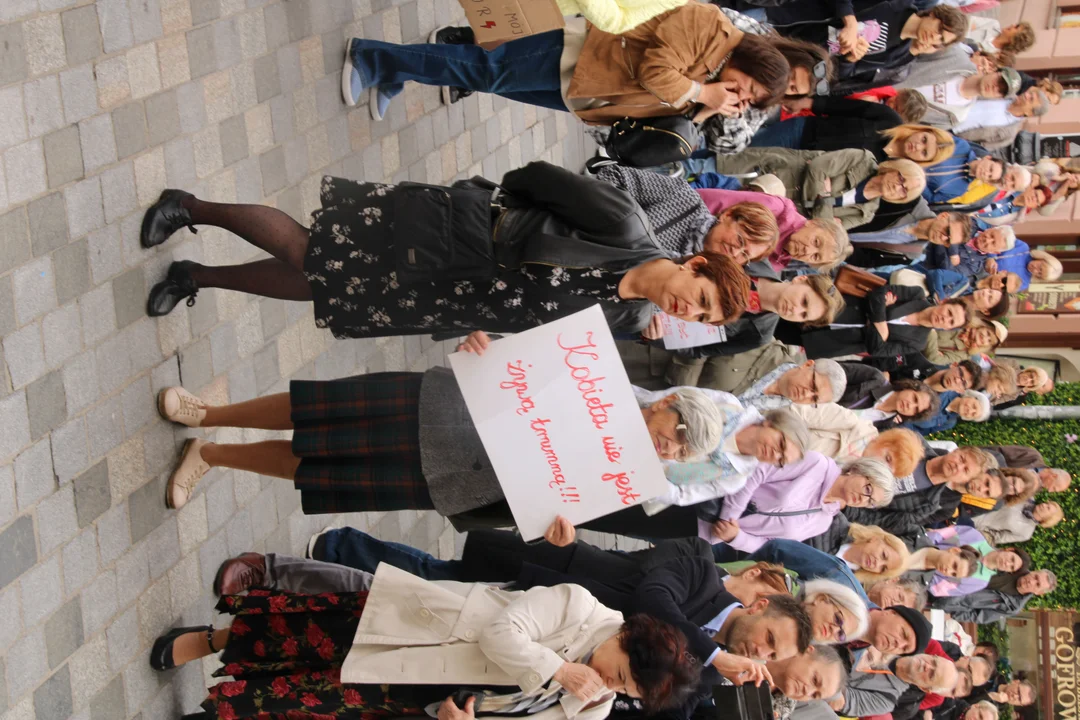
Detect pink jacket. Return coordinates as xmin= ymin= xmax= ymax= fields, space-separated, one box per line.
xmin=695 ymin=188 xmax=807 ymax=271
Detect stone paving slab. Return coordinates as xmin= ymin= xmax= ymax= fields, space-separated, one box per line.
xmin=0 ymin=1 xmax=606 ymax=716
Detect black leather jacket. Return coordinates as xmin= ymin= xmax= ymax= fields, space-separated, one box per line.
xmin=494 ymin=162 xmax=668 ymax=333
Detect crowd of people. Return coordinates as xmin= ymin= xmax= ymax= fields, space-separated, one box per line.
xmin=128 ymin=1 xmax=1075 ymax=718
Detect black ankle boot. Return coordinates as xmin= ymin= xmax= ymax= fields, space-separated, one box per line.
xmin=141 ymin=189 xmax=197 ymax=248
xmin=147 ymin=261 xmax=199 ymax=317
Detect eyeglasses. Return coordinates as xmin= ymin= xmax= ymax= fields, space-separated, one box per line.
xmin=673 ymin=413 xmax=691 ymax=461
xmin=811 ymin=61 xmax=830 ymax=96
xmin=861 ymin=481 xmax=876 ymax=504
xmin=833 ymin=610 xmax=847 ymax=643
xmin=726 ymin=231 xmax=751 ymax=265
xmin=808 ymin=373 xmax=821 ymax=408
xmin=775 ymin=433 xmax=789 ymax=468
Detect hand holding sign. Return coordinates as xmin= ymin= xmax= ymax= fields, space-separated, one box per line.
xmin=448 ymin=306 xmax=668 ymax=540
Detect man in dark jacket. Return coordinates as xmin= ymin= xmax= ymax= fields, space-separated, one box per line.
xmin=844 ymin=445 xmax=998 ymax=535
xmin=751 ymin=95 xmax=903 ymax=157
xmin=837 ymin=362 xmax=890 ymax=408
xmin=792 ymin=285 xmax=968 ymax=360
xmin=930 ymin=587 xmax=1036 ymax=623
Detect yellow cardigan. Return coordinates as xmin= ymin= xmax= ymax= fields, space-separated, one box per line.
xmin=557 ymin=0 xmax=688 ymax=33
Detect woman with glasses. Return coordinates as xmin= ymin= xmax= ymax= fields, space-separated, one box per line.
xmin=708 ymin=455 xmax=896 ymax=552
xmin=154 ymin=364 xmax=727 ymax=534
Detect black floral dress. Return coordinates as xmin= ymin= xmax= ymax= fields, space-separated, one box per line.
xmin=202 ymin=590 xmax=461 ymax=719
xmin=304 ymin=177 xmax=635 ymax=339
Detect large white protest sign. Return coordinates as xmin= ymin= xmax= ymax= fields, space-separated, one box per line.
xmin=657 ymin=313 xmax=727 ymax=350
xmin=448 ymin=306 xmax=669 ymax=540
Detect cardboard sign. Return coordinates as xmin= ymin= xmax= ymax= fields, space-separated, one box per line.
xmin=456 ymin=0 xmax=564 ymax=50
xmin=449 ymin=306 xmax=669 ymax=541
xmin=657 ymin=313 xmax=727 ymax=350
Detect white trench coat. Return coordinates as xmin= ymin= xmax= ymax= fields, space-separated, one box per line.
xmin=341 ymin=564 xmax=626 ymax=720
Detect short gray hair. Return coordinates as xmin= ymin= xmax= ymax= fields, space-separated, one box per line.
xmin=842 ymin=456 xmax=896 ymax=506
xmin=763 ymin=407 xmax=812 ymax=455
xmin=809 ymin=645 xmax=849 ymax=699
xmin=897 ymin=579 xmax=929 ymax=612
xmin=813 ymin=359 xmax=848 ymax=404
xmin=669 ymin=387 xmax=726 ymax=458
xmin=1032 ymin=88 xmax=1050 ymax=116
xmin=962 ymin=390 xmax=992 ymax=422
xmin=999 ymin=225 xmax=1016 ymax=250
xmin=802 ymin=578 xmax=870 ymax=641
xmin=806 ymin=218 xmax=852 ymax=272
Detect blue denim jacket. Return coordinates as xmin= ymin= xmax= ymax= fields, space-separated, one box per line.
xmin=749 ymin=539 xmax=877 ymax=608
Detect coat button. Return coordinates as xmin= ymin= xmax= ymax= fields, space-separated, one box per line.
xmin=419 ymin=608 xmax=431 ymax=619
xmin=464 ymin=630 xmax=477 ymax=640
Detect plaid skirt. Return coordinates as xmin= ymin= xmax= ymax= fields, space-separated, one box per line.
xmin=290 ymin=372 xmax=435 ymax=515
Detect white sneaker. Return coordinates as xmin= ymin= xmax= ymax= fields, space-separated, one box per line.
xmin=307 ymin=526 xmax=339 ymax=559
xmin=342 ymin=38 xmax=361 ymax=106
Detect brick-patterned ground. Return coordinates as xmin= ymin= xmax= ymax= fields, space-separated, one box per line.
xmin=0 ymin=1 xmax=624 ymax=717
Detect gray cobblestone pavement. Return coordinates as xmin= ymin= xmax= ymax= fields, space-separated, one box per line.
xmin=0 ymin=1 xmax=640 ymax=717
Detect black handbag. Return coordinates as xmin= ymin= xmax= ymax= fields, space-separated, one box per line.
xmin=604 ymin=114 xmax=702 ymax=168
xmin=710 ymin=683 xmax=773 ymax=720
xmin=392 ymin=180 xmax=498 ymax=284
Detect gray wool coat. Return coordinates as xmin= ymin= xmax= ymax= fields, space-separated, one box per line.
xmin=418 ymin=367 xmax=504 ymax=519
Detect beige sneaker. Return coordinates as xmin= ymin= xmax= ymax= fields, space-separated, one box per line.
xmin=158 ymin=386 xmax=207 ymax=427
xmin=167 ymin=438 xmax=209 ymax=509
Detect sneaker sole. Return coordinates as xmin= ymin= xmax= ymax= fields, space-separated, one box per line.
xmin=166 ymin=438 xmax=200 ymax=510
xmin=441 ymin=85 xmax=454 ymax=105
xmin=307 ymin=525 xmax=337 ymax=559
xmin=428 ymin=26 xmax=444 ymax=43
xmin=370 ymin=87 xmax=385 ymax=121
xmin=341 ymin=39 xmax=357 ymax=107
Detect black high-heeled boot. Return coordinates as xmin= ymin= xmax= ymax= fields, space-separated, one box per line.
xmin=146 ymin=261 xmax=199 ymax=317
xmin=141 ymin=189 xmax=197 ymax=248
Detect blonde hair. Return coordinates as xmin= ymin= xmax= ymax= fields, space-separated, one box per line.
xmin=720 ymin=202 xmax=781 ymax=261
xmin=881 ymin=125 xmax=956 ymax=166
xmin=801 ymin=274 xmax=846 ymax=328
xmin=848 ymin=523 xmax=911 ymax=584
xmin=878 ymin=159 xmax=927 ymax=202
xmin=1001 ymin=467 xmax=1041 ymax=506
xmin=864 ymin=428 xmax=925 ymax=477
xmin=1037 ymin=501 xmax=1065 ymax=528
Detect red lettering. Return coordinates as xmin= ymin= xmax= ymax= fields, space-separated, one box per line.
xmin=557 ymin=332 xmax=615 ymax=430
xmin=500 ymin=360 xmax=535 ymax=416
xmin=602 ymin=437 xmax=622 ymax=464
xmin=529 ymin=418 xmax=568 ymax=489
xmin=603 ymin=471 xmax=642 ymax=505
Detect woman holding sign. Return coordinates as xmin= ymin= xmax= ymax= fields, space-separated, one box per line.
xmin=144 ymin=162 xmax=752 ymax=339
xmin=154 ymin=365 xmax=726 ymax=528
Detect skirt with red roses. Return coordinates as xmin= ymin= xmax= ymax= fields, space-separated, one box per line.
xmin=203 ymin=591 xmax=455 ymax=719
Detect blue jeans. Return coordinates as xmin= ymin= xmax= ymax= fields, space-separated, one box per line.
xmin=350 ymin=32 xmax=567 ymax=111
xmin=680 ymin=156 xmax=718 ymax=177
xmin=750 ymin=116 xmax=809 ymax=149
xmin=320 ymin=527 xmax=465 ymax=581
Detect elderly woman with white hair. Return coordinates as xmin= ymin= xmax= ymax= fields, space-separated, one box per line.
xmin=157 ymin=366 xmax=726 ymax=533
xmin=581 ymin=402 xmax=813 ymax=540
xmin=902 ymin=389 xmax=992 ymax=436
xmin=801 ymin=578 xmax=871 ymax=645
xmin=737 ymin=359 xmax=849 ymax=412
xmin=709 ymin=454 xmax=896 ymax=551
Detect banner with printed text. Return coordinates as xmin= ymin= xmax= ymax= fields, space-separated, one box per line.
xmin=449 ymin=306 xmax=669 ymax=540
